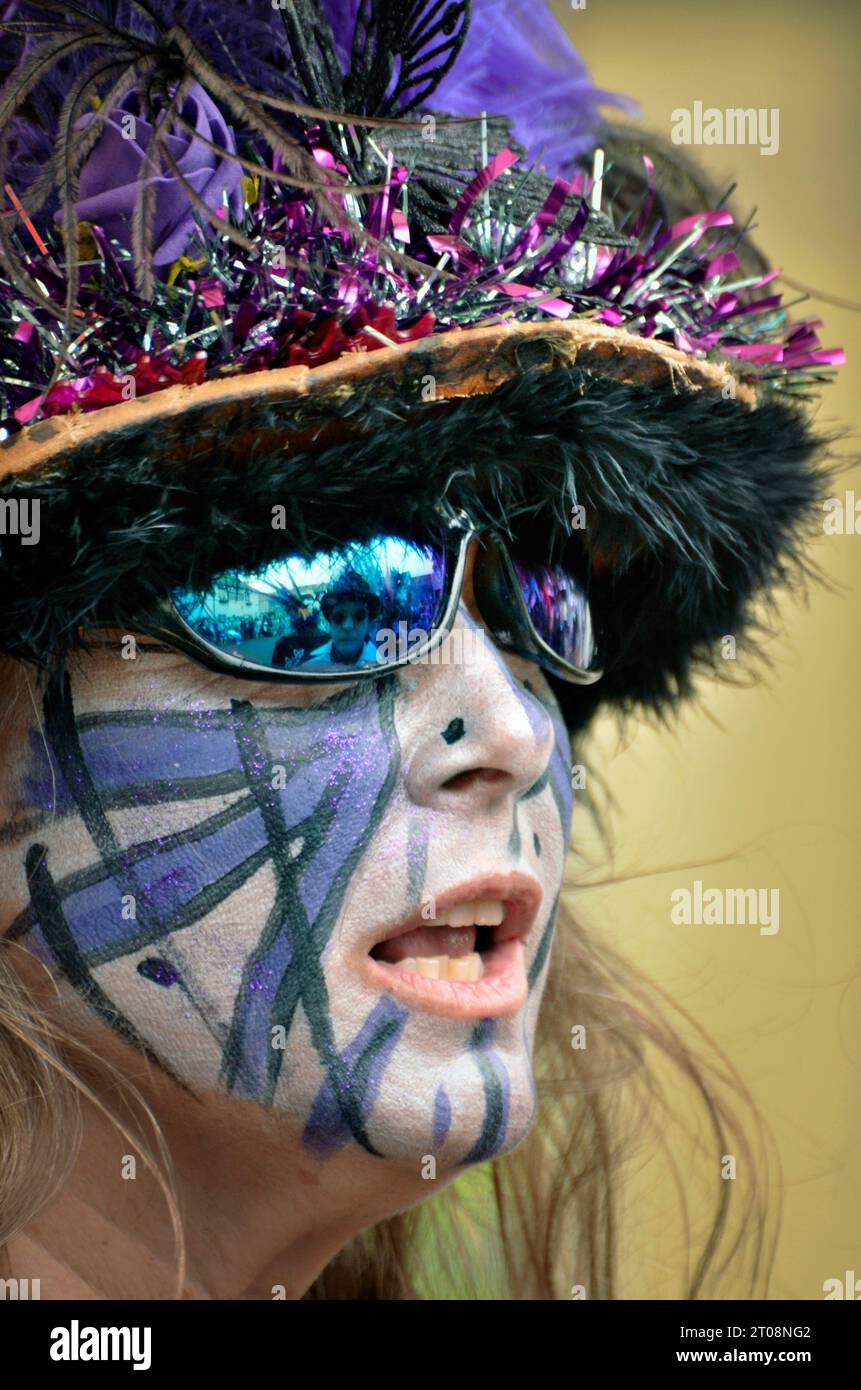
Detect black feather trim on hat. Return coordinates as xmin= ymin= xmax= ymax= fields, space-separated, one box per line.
xmin=0 ymin=361 xmax=832 ymax=735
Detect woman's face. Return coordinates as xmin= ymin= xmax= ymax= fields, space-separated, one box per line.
xmin=1 ymin=552 xmax=575 ymax=1171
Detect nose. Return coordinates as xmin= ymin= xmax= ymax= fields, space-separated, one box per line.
xmin=402 ymin=542 xmax=560 ymax=814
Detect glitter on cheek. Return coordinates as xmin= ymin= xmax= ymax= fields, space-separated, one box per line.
xmin=138 ymin=864 xmax=194 ymax=915
xmin=248 ymin=959 xmax=277 ymax=994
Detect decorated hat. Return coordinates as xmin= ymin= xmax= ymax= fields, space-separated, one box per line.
xmin=0 ymin=0 xmax=844 ymax=733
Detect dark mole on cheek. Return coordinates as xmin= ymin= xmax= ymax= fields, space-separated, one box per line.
xmin=441 ymin=717 xmax=465 ymax=745
xmin=533 ymin=833 xmax=541 ymax=857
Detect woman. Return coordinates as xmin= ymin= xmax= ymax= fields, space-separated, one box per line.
xmin=0 ymin=0 xmax=843 ymax=1299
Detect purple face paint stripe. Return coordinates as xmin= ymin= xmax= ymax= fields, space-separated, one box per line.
xmin=54 ymin=806 xmax=269 ymax=967
xmin=76 ymin=709 xmax=235 ymax=729
xmin=9 ymin=788 xmax=259 ymax=953
xmin=61 ymin=806 xmax=268 ymax=960
xmin=82 ymin=842 xmax=272 ymax=967
xmin=74 ymin=683 xmax=374 ymax=731
xmin=33 ymin=675 xmax=183 ymax=966
xmin=305 ymin=676 xmax=402 ymax=965
xmin=514 ymin=678 xmax=575 ymax=835
xmin=433 ymin=1086 xmax=452 ymax=1148
xmin=23 ymin=726 xmax=74 ymax=815
xmin=23 ymin=841 xmax=195 ymax=1095
xmin=458 ymin=1048 xmax=512 ymax=1165
xmin=24 ymin=670 xmax=423 ymax=1152
xmin=548 ymin=699 xmax=575 ymax=827
xmin=26 ymin=711 xmax=234 ymax=819
xmin=302 ymin=996 xmax=409 ymax=1157
xmin=21 ymin=722 xmax=252 ymax=818
xmin=224 ymin=931 xmax=294 ymax=1098
xmin=458 ymin=607 xmax=550 ymax=745
xmin=75 ymin=722 xmax=321 ymax=807
xmin=61 ymin=681 xmax=383 ymax=797
xmin=221 ymin=686 xmax=402 ymax=1130
xmin=16 ymin=788 xmax=257 ymax=923
xmin=295 ymin=750 xmax=383 ymax=922
xmin=459 ymin=607 xmax=567 ymax=775
xmin=527 ymin=891 xmax=560 ymax=992
xmin=456 ymin=607 xmax=571 ymax=862
xmin=53 ymin=675 xmax=397 ymax=1128
xmin=76 ymin=720 xmax=240 ymax=787
xmin=27 ymin=769 xmax=250 ymax=818
xmin=218 ymin=695 xmax=361 ymax=1099
xmin=18 ymin=686 xmax=396 ymax=967
xmin=287 ymin=680 xmax=404 ymax=1136
xmin=12 ymin=700 xmax=344 ymax=972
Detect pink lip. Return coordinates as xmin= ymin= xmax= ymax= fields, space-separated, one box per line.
xmin=358 ymin=871 xmax=543 ymax=1020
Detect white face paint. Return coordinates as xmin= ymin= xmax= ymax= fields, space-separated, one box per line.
xmin=3 ymin=605 xmax=574 ymax=1171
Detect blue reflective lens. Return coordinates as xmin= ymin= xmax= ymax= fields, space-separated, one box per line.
xmin=512 ymin=558 xmax=598 ymax=671
xmin=171 ymin=537 xmax=448 ymax=673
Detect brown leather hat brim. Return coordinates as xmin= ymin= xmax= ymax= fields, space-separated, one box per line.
xmin=0 ymin=318 xmax=757 ymax=484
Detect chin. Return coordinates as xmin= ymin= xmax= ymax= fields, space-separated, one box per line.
xmin=278 ymin=1005 xmax=541 ymax=1168
xmin=361 ymin=1060 xmax=538 ymax=1170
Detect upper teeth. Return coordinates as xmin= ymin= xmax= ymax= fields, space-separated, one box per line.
xmin=440 ymin=899 xmax=505 ymax=928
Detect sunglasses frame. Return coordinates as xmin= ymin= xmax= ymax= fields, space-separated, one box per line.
xmin=139 ymin=512 xmax=604 ymax=687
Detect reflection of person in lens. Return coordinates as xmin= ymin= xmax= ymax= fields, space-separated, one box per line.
xmin=300 ymin=570 xmax=382 ymax=669
xmin=272 ymin=598 xmax=324 ymax=668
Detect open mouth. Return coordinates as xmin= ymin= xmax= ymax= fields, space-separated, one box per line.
xmin=360 ymin=874 xmax=542 ymax=1019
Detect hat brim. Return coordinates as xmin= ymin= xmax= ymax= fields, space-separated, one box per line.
xmin=0 ymin=317 xmax=827 ymax=739
xmin=0 ymin=318 xmax=756 ymax=483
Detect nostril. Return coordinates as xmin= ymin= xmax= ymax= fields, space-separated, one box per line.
xmin=441 ymin=767 xmax=510 ymax=793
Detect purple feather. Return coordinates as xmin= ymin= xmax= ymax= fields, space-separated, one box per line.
xmin=322 ymin=0 xmax=637 ymax=173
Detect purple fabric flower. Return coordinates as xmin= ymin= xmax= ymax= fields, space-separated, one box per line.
xmin=61 ymin=83 xmax=244 ymax=271
xmin=322 ymin=0 xmax=637 ymax=174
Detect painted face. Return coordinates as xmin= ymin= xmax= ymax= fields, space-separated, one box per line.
xmin=2 ymin=604 xmax=574 ymax=1169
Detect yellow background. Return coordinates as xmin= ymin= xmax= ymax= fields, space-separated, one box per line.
xmin=554 ymin=0 xmax=860 ymax=1298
